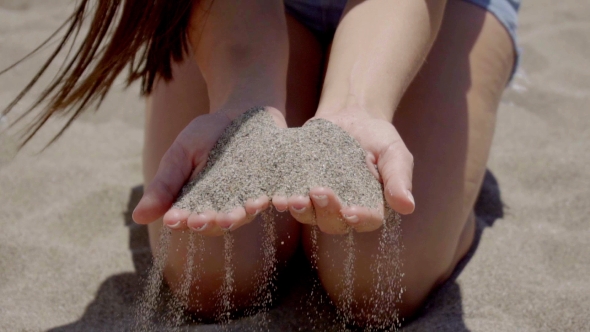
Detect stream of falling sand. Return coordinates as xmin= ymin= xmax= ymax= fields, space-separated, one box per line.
xmin=134 ymin=227 xmax=172 ymax=331
xmin=254 ymin=209 xmax=278 ymax=330
xmin=302 ymin=225 xmax=323 ymax=329
xmin=219 ymin=231 xmax=235 ymax=324
xmin=339 ymin=227 xmax=356 ymax=329
xmin=370 ymin=209 xmax=404 ymax=331
xmin=168 ymin=231 xmax=205 ymax=328
xmin=135 ymin=212 xmax=403 ymax=331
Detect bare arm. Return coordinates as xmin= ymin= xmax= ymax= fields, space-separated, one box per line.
xmin=318 ymin=0 xmax=447 ymax=120
xmin=304 ymin=0 xmax=447 ymax=230
xmin=134 ymin=1 xmax=289 ymax=225
xmin=190 ymin=0 xmax=289 ymax=118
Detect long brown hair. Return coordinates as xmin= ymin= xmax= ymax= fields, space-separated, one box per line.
xmin=1 ymin=0 xmax=195 ymax=147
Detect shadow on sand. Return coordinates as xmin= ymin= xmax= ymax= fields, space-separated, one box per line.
xmin=403 ymin=170 xmax=505 ymax=332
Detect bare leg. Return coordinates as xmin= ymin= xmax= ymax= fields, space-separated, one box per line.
xmin=305 ymin=0 xmax=516 ymax=323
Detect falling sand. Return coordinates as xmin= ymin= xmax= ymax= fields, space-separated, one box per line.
xmin=167 ymin=231 xmax=205 ymax=328
xmin=134 ymin=227 xmax=172 ymax=331
xmin=219 ymin=231 xmax=235 ymax=324
xmin=137 ymin=108 xmax=403 ymax=330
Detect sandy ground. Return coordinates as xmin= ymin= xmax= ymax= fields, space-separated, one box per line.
xmin=1 ymin=0 xmax=589 ymax=331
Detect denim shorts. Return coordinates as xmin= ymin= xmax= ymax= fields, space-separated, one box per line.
xmin=285 ymin=0 xmax=521 ymax=80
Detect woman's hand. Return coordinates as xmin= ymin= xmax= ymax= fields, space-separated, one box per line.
xmin=285 ymin=0 xmax=445 ymax=235
xmin=276 ymin=109 xmax=415 ymax=235
xmin=133 ymin=107 xmax=287 ymax=236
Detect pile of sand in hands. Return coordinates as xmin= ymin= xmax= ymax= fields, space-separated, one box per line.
xmin=173 ymin=107 xmax=385 ymax=216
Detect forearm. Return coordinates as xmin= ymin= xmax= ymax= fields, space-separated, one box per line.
xmin=189 ymin=0 xmax=289 ymax=118
xmin=317 ymin=0 xmax=447 ymax=121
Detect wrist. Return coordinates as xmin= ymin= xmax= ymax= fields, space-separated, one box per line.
xmin=211 ymin=93 xmax=286 ymax=121
xmin=197 ymin=36 xmax=288 ymax=120
xmin=207 ymin=76 xmax=286 ymax=120
xmin=202 ymin=46 xmax=288 ymax=119
xmin=316 ymin=95 xmax=392 ymax=122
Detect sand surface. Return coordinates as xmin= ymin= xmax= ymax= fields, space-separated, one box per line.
xmin=1 ymin=0 xmax=589 ymax=331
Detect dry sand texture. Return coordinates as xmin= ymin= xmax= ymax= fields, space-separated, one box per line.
xmin=174 ymin=107 xmax=383 ymax=214
xmin=1 ymin=0 xmax=590 ymax=331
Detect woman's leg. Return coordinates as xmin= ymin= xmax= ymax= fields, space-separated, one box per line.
xmin=142 ymin=14 xmax=324 ymax=317
xmin=306 ymin=0 xmax=515 ymax=323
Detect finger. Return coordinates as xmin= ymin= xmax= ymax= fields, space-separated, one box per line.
xmin=310 ymin=187 xmax=347 ymax=235
xmin=163 ymin=208 xmax=191 ymax=230
xmin=215 ymin=207 xmax=248 ymax=231
xmin=288 ymin=195 xmax=315 ymax=225
xmin=187 ymin=210 xmax=224 ymax=237
xmin=271 ymin=195 xmax=289 ymax=213
xmin=133 ymin=114 xmax=230 ymax=225
xmin=244 ymin=196 xmax=270 ymax=217
xmin=340 ymin=205 xmax=385 ymax=233
xmin=133 ymin=142 xmax=196 ymax=225
xmin=186 ymin=210 xmax=215 ymax=231
xmin=378 ymin=141 xmax=415 ymax=215
xmin=365 ymin=152 xmax=381 ymax=181
xmin=264 ymin=106 xmax=288 ymax=129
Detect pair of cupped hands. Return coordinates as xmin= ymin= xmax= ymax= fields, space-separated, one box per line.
xmin=132 ymin=107 xmax=415 ymax=236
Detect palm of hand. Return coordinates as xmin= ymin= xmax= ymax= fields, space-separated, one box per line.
xmin=313 ymin=112 xmax=415 ymax=216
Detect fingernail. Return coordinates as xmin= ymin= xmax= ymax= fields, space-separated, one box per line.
xmin=276 ymin=206 xmax=287 ymax=212
xmin=343 ymin=214 xmax=359 ymax=224
xmin=312 ymin=195 xmax=328 ymax=208
xmin=167 ymin=220 xmax=182 ymax=229
xmin=220 ymin=222 xmax=233 ymax=231
xmin=220 ymin=222 xmax=235 ymax=233
xmin=252 ymin=209 xmax=260 ymax=216
xmin=292 ymin=206 xmax=306 ymax=213
xmin=406 ymin=190 xmax=415 ymax=206
xmin=191 ymin=223 xmax=209 ymax=232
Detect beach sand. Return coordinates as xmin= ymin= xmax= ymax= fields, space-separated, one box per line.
xmin=174 ymin=108 xmax=383 ymax=213
xmin=1 ymin=0 xmax=589 ymax=331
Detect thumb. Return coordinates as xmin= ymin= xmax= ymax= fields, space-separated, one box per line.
xmin=132 ymin=142 xmax=196 ymax=224
xmin=377 ymin=140 xmax=415 ymax=215
xmin=133 ymin=113 xmax=231 ymax=224
xmin=265 ymin=106 xmax=288 ymax=129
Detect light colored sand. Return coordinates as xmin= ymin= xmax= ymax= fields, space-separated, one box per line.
xmin=174 ymin=108 xmax=383 ymax=213
xmin=1 ymin=0 xmax=589 ymax=331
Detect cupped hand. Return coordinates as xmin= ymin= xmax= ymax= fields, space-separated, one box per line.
xmin=132 ymin=107 xmax=287 ymax=236
xmin=275 ymin=110 xmax=415 ymax=235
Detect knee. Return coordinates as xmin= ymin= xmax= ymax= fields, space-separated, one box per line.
xmin=319 ymin=279 xmax=422 ymax=328
xmin=161 ymin=217 xmax=301 ymax=320
xmin=163 ymin=259 xmax=262 ymax=320
xmin=317 ymin=263 xmax=447 ymax=328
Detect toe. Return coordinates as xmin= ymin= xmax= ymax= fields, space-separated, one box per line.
xmin=272 ymin=195 xmax=289 ymax=213
xmin=309 ymin=187 xmax=347 ymax=234
xmin=163 ymin=208 xmax=190 ymax=230
xmin=340 ymin=205 xmax=385 ymax=233
xmin=288 ymin=195 xmax=315 ymax=225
